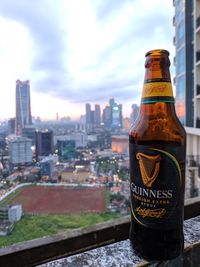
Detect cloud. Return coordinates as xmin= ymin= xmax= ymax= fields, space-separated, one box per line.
xmin=0 ymin=0 xmax=174 ymax=116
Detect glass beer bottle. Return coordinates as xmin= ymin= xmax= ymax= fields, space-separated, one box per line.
xmin=129 ymin=49 xmax=186 ymax=260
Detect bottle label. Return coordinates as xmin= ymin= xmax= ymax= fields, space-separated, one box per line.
xmin=141 ymin=82 xmax=173 ymax=98
xmin=129 ymin=144 xmax=185 ymax=230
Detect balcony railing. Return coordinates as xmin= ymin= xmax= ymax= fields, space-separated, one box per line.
xmin=0 ymin=197 xmax=200 ymax=267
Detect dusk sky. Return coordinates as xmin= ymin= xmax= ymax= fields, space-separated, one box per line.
xmin=0 ymin=0 xmax=174 ymax=121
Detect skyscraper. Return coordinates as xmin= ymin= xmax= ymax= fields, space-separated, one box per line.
xmin=130 ymin=104 xmax=139 ymax=124
xmin=102 ymin=105 xmax=112 ymax=128
xmin=85 ymin=103 xmax=91 ymax=124
xmin=94 ymin=104 xmax=101 ymax=126
xmin=35 ymin=130 xmax=54 ymax=161
xmin=15 ymin=80 xmax=32 ymax=135
xmin=174 ymin=0 xmax=200 ymax=166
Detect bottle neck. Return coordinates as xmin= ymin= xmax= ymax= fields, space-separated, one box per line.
xmin=141 ymin=55 xmax=174 ymax=105
xmin=138 ymin=102 xmax=179 ymax=125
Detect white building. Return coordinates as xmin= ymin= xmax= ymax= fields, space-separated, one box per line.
xmin=8 ymin=204 xmax=23 ymax=222
xmin=8 ymin=136 xmax=33 ymax=165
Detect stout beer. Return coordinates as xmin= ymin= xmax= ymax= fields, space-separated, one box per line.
xmin=129 ymin=49 xmax=186 ymax=260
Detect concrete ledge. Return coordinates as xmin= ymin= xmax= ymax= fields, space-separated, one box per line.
xmin=38 ymin=215 xmax=200 ymax=267
xmin=0 ymin=198 xmax=200 ymax=267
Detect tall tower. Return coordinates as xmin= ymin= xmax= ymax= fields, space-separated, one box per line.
xmin=85 ymin=103 xmax=91 ymax=124
xmin=94 ymin=104 xmax=101 ymax=126
xmin=15 ymin=80 xmax=32 ymax=135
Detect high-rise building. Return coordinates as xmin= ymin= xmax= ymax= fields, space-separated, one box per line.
xmin=8 ymin=118 xmax=15 ymax=135
xmin=111 ymin=102 xmax=122 ymax=129
xmin=174 ymin=0 xmax=200 ymax=167
xmin=85 ymin=103 xmax=91 ymax=124
xmin=7 ymin=136 xmax=32 ymax=166
xmin=94 ymin=104 xmax=101 ymax=126
xmin=102 ymin=105 xmax=112 ymax=128
xmin=102 ymin=98 xmax=123 ymax=129
xmin=35 ymin=130 xmax=54 ymax=160
xmin=22 ymin=126 xmax=36 ymax=145
xmin=109 ymin=97 xmax=115 ymax=107
xmin=15 ymin=80 xmax=32 ymax=135
xmin=173 ymin=0 xmax=194 ymax=126
xmin=130 ymin=104 xmax=139 ymax=124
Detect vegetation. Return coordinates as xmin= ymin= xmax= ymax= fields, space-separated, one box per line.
xmin=0 ymin=187 xmax=25 ymax=205
xmin=118 ymin=166 xmax=130 ymax=181
xmin=0 ymin=212 xmax=122 ymax=248
xmin=95 ymin=156 xmax=119 ymax=175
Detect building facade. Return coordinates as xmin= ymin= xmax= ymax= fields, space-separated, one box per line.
xmin=130 ymin=104 xmax=139 ymax=124
xmin=102 ymin=98 xmax=123 ymax=129
xmin=57 ymin=140 xmax=76 ymax=161
xmin=35 ymin=130 xmax=54 ymax=160
xmin=174 ymin=0 xmax=200 ymax=187
xmin=8 ymin=136 xmax=32 ymax=165
xmin=15 ymin=80 xmax=32 ymax=135
xmin=94 ymin=104 xmax=101 ymax=126
xmin=174 ymin=0 xmax=194 ymax=126
xmin=85 ymin=103 xmax=91 ymax=124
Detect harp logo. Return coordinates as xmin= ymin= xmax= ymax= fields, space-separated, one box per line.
xmin=136 ymin=152 xmax=161 ymax=187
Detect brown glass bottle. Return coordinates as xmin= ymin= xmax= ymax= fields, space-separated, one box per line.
xmin=129 ymin=49 xmax=186 ymax=261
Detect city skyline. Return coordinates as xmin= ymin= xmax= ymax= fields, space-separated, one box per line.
xmin=0 ymin=0 xmax=174 ymax=120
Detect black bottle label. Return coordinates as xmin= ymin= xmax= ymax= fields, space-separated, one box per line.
xmin=129 ymin=144 xmax=185 ymax=230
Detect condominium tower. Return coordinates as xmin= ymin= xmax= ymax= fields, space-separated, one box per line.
xmin=174 ymin=0 xmax=200 ymax=164
xmin=15 ymin=80 xmax=32 ymax=135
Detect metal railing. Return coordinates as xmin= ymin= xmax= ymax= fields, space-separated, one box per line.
xmin=0 ymin=197 xmax=200 ymax=267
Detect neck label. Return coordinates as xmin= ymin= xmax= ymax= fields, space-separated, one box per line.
xmin=142 ymin=82 xmax=173 ymax=99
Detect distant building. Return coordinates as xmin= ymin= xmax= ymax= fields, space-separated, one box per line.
xmin=130 ymin=104 xmax=139 ymax=124
xmin=22 ymin=125 xmax=36 ymax=145
xmin=35 ymin=130 xmax=54 ymax=160
xmin=40 ymin=158 xmax=54 ymax=178
xmin=86 ymin=103 xmax=92 ymax=124
xmin=102 ymin=105 xmax=112 ymax=128
xmin=8 ymin=118 xmax=15 ymax=135
xmin=85 ymin=103 xmax=101 ymax=129
xmin=8 ymin=204 xmax=23 ymax=222
xmin=102 ymin=98 xmax=123 ymax=129
xmin=111 ymin=103 xmax=123 ymax=129
xmin=123 ymin=117 xmax=131 ymax=130
xmin=61 ymin=167 xmax=92 ymax=183
xmin=15 ymin=80 xmax=32 ymax=135
xmin=94 ymin=104 xmax=101 ymax=126
xmin=111 ymin=135 xmax=129 ymax=155
xmin=97 ymin=130 xmax=111 ymax=149
xmin=57 ymin=140 xmax=76 ymax=161
xmin=8 ymin=136 xmax=32 ymax=165
xmin=55 ymin=132 xmax=87 ymax=149
xmin=0 ymin=204 xmax=22 ymax=236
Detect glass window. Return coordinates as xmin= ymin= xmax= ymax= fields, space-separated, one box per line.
xmin=176 ymin=75 xmax=185 ymax=100
xmin=177 ymin=47 xmax=185 ymax=74
xmin=176 ymin=23 xmax=185 ymax=45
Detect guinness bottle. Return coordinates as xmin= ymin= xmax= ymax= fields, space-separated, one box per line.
xmin=129 ymin=49 xmax=186 ymax=260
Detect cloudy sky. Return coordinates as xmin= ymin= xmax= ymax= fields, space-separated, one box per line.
xmin=0 ymin=0 xmax=174 ymax=120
